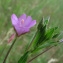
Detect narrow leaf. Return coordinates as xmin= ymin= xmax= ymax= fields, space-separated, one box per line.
xmin=45 ymin=27 xmax=58 ymax=40
xmin=52 ymin=33 xmax=59 ymax=38
xmin=18 ymin=51 xmax=29 ymax=63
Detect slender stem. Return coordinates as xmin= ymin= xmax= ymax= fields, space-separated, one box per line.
xmin=27 ymin=31 xmax=37 ymax=51
xmin=3 ymin=36 xmax=17 ymax=63
xmin=27 ymin=46 xmax=54 ymax=63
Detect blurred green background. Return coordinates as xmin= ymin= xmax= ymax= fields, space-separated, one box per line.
xmin=0 ymin=0 xmax=63 ymax=63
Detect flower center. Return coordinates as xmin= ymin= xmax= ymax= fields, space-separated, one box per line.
xmin=21 ymin=19 xmax=24 ymax=24
xmin=20 ymin=19 xmax=24 ymax=27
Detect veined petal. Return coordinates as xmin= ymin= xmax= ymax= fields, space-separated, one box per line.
xmin=28 ymin=20 xmax=36 ymax=28
xmin=11 ymin=14 xmax=18 ymax=25
xmin=25 ymin=16 xmax=32 ymax=26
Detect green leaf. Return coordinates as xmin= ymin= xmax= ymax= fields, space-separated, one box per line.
xmin=45 ymin=27 xmax=58 ymax=40
xmin=36 ymin=25 xmax=46 ymax=46
xmin=37 ymin=18 xmax=44 ymax=31
xmin=18 ymin=51 xmax=29 ymax=63
xmin=36 ymin=18 xmax=49 ymax=46
xmin=37 ymin=17 xmax=49 ymax=30
xmin=43 ymin=18 xmax=49 ymax=25
xmin=32 ymin=25 xmax=46 ymax=49
xmin=52 ymin=33 xmax=59 ymax=38
xmin=31 ymin=41 xmax=58 ymax=53
xmin=31 ymin=31 xmax=42 ymax=49
xmin=30 ymin=18 xmax=46 ymax=49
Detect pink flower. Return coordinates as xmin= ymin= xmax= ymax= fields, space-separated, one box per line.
xmin=11 ymin=14 xmax=36 ymax=36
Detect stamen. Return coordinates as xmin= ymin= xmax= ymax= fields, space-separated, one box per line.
xmin=20 ymin=19 xmax=24 ymax=27
xmin=21 ymin=19 xmax=24 ymax=24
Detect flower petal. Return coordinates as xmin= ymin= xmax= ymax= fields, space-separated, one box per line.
xmin=11 ymin=14 xmax=18 ymax=25
xmin=19 ymin=14 xmax=26 ymax=22
xmin=25 ymin=16 xmax=32 ymax=26
xmin=28 ymin=20 xmax=36 ymax=28
xmin=14 ymin=26 xmax=29 ymax=36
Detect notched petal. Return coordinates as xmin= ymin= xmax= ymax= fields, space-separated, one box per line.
xmin=28 ymin=20 xmax=36 ymax=28
xmin=11 ymin=14 xmax=18 ymax=25
xmin=25 ymin=16 xmax=32 ymax=26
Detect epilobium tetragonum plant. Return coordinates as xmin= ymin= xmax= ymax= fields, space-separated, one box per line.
xmin=3 ymin=14 xmax=62 ymax=63
xmin=3 ymin=14 xmax=36 ymax=63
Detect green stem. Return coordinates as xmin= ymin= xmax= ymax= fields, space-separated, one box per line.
xmin=27 ymin=31 xmax=37 ymax=51
xmin=3 ymin=36 xmax=17 ymax=63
